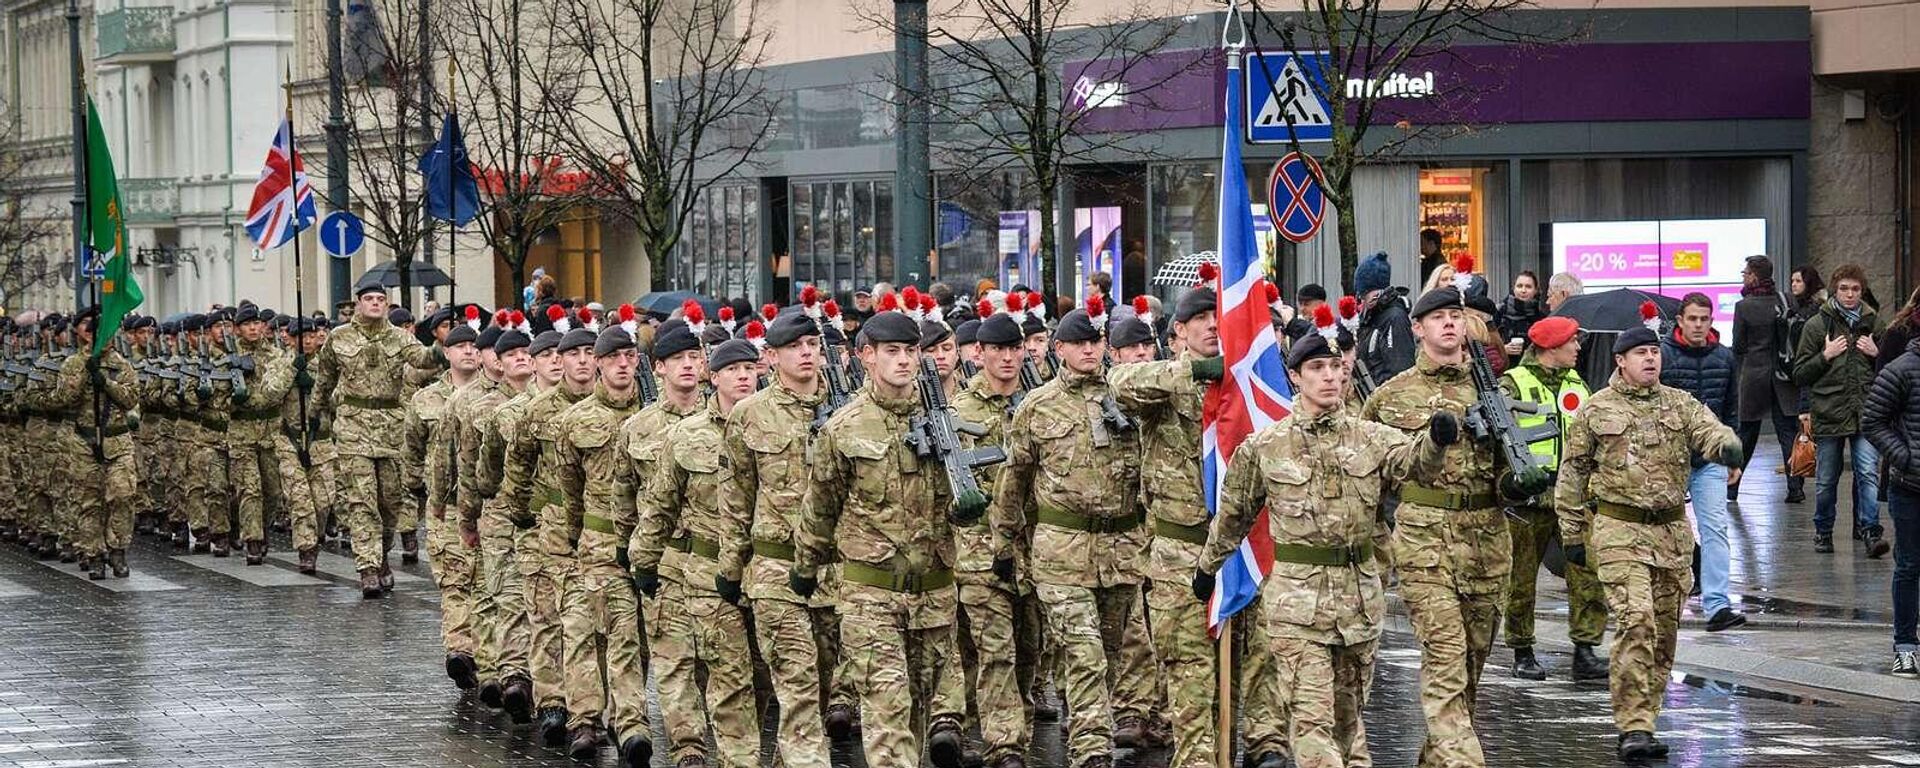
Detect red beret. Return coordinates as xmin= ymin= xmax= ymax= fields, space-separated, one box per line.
xmin=1528 ymin=316 xmax=1579 ymax=349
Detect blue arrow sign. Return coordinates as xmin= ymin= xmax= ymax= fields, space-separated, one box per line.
xmin=319 ymin=211 xmax=365 ymax=259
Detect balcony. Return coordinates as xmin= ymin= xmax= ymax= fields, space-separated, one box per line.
xmin=96 ymin=6 xmax=175 ymax=63
xmin=121 ymin=177 xmax=178 ymax=225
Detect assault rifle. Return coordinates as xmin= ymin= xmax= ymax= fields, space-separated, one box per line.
xmin=1011 ymin=352 xmax=1046 ymax=411
xmin=194 ymin=336 xmax=217 ymax=401
xmin=1351 ymin=354 xmax=1378 ymax=403
xmin=637 ymin=352 xmax=659 ymax=409
xmin=1096 ymin=353 xmax=1133 ymax=436
xmin=906 ymin=355 xmax=1006 ymax=524
xmin=1463 ymin=341 xmax=1555 ymax=502
xmin=219 ymin=335 xmax=255 ymax=402
xmin=812 ymin=325 xmax=855 ymax=433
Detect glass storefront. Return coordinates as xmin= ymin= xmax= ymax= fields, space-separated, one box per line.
xmin=934 ymin=171 xmax=1035 ymax=293
xmin=673 ymin=184 xmax=762 ymax=302
xmin=790 ymin=178 xmax=893 ymax=300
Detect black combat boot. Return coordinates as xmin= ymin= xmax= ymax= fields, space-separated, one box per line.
xmin=297 ymin=548 xmax=318 ymax=575
xmin=400 ymin=530 xmax=419 ymax=565
xmin=358 ymin=568 xmax=384 ymax=599
xmin=823 ymin=702 xmax=857 ymax=741
xmin=210 ymin=533 xmax=230 ymax=558
xmin=172 ymin=523 xmax=189 ymax=551
xmin=191 ymin=528 xmax=211 ymax=554
xmin=1512 ymin=647 xmax=1546 ymax=680
xmin=134 ymin=513 xmax=152 ymax=535
xmin=60 ymin=543 xmax=76 ymax=563
xmin=1646 ymin=733 xmax=1671 ymax=758
xmin=478 ymin=680 xmax=503 ymax=709
xmin=34 ymin=533 xmax=56 ymax=560
xmin=377 ymin=560 xmax=395 ymax=593
xmin=537 ymin=706 xmax=569 ymax=746
xmin=501 ymin=675 xmax=534 ymax=724
xmin=566 ymin=725 xmax=602 ymax=760
xmin=1573 ymin=643 xmax=1610 ymax=680
xmin=86 ymin=556 xmax=105 ymax=580
xmin=1112 ymin=715 xmax=1148 ymax=749
xmin=1617 ymin=731 xmax=1655 ymax=760
xmin=108 ymin=549 xmax=128 ymax=578
xmin=444 ymin=653 xmax=477 ymax=690
xmin=245 ymin=539 xmax=266 ymax=566
xmin=618 ymin=735 xmax=652 ymax=768
xmin=928 ymin=718 xmax=966 ymax=768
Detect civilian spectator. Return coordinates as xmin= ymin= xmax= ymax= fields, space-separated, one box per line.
xmin=1546 ymin=272 xmax=1584 ymax=313
xmin=1792 ymin=263 xmax=1890 ymax=557
xmin=1419 ymin=227 xmax=1447 ymax=284
xmin=848 ymin=287 xmax=876 ymax=325
xmin=1496 ymin=270 xmax=1547 ymax=357
xmin=1464 ymin=292 xmax=1509 ymax=376
xmin=1090 ymin=271 xmax=1113 ymax=302
xmin=1859 ymin=327 xmax=1920 ymax=676
xmin=1877 ymin=285 xmax=1920 ymax=368
xmin=1282 ymin=283 xmax=1328 ymax=345
xmin=1732 ymin=255 xmax=1805 ymax=503
xmin=1662 ymin=292 xmax=1745 ymax=631
xmin=1352 ymin=251 xmax=1414 ymax=384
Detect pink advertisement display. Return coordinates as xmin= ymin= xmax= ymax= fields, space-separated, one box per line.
xmin=1550 ymin=218 xmax=1766 ymax=338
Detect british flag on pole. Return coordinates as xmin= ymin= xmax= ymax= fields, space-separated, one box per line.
xmin=244 ymin=118 xmax=318 ymax=251
xmin=1202 ymin=44 xmax=1295 ymax=637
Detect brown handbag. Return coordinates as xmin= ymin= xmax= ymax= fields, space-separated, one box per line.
xmin=1787 ymin=420 xmax=1817 ymax=478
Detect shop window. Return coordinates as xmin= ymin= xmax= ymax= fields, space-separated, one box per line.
xmin=789 ymin=178 xmax=894 ymax=301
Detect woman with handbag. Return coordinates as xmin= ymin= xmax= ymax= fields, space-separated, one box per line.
xmin=1731 ymin=256 xmax=1805 ymax=502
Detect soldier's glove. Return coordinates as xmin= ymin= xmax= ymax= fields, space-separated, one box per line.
xmin=293 ymin=356 xmax=314 ymax=392
xmin=949 ymin=489 xmax=988 ymax=526
xmin=632 ymin=568 xmax=661 ymax=598
xmin=510 ymin=510 xmax=537 ymax=530
xmin=788 ymin=569 xmax=819 ymax=600
xmin=1190 ymin=567 xmax=1215 ymax=604
xmin=1190 ymin=356 xmax=1225 ymax=383
xmin=1564 ymin=544 xmax=1588 ymax=568
xmin=1429 ymin=411 xmax=1460 ymax=447
xmin=992 ymin=556 xmax=1016 ymax=585
xmin=196 ymin=381 xmax=213 ymax=402
xmin=715 ymin=575 xmax=743 ymax=605
xmin=87 ymin=357 xmax=107 ymax=390
xmin=230 ymin=386 xmax=250 ymax=405
xmin=1718 ymin=443 xmax=1745 ymax=469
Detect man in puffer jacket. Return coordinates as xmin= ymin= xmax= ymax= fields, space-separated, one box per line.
xmin=1353 ymin=252 xmax=1415 ymax=387
xmin=1860 ymin=336 xmax=1920 ymax=676
xmin=1792 ymin=263 xmax=1889 ymax=557
xmin=1659 ymin=293 xmax=1747 ymax=632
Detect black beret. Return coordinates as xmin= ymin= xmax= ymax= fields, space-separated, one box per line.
xmin=291 ymin=317 xmax=325 ymax=335
xmin=1021 ymin=314 xmax=1047 ymax=338
xmin=919 ymin=320 xmax=953 ymax=349
xmin=529 ymin=330 xmax=562 ymax=357
xmin=234 ymin=304 xmax=262 ymax=324
xmin=558 ymin=328 xmax=598 ymax=354
xmin=976 ymin=315 xmax=1022 ymax=347
xmin=444 ymin=324 xmax=479 ymax=347
xmin=1286 ymin=332 xmax=1340 ymax=370
xmin=700 ymin=324 xmax=732 ymax=346
xmin=1612 ymin=326 xmax=1660 ymax=356
xmin=858 ymin=312 xmax=920 ymax=346
xmin=822 ymin=323 xmax=850 ymax=347
xmin=1411 ymin=287 xmax=1465 ymax=319
xmin=954 ymin=319 xmax=981 ymax=346
xmin=594 ymin=327 xmax=636 ymax=357
xmin=477 ymin=325 xmax=504 ymax=351
xmin=1175 ymin=287 xmax=1217 ymax=323
xmin=159 ymin=321 xmax=177 ymax=334
xmin=352 ymin=275 xmax=387 ymax=297
xmin=1465 ymin=294 xmax=1497 ymax=318
xmin=652 ymin=327 xmax=700 ymax=360
xmin=1051 ymin=309 xmax=1100 ymax=343
xmin=180 ymin=314 xmax=204 ymax=332
xmin=495 ymin=329 xmax=531 ymax=356
xmin=388 ymin=307 xmax=414 ymax=327
xmin=655 ymin=318 xmax=689 ymax=339
xmin=708 ymin=339 xmax=760 ymax=372
xmin=765 ymin=313 xmax=819 ymax=348
xmin=1108 ymin=317 xmax=1155 ymax=350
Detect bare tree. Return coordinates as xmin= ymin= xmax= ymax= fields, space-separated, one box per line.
xmin=548 ymin=0 xmax=776 ymax=293
xmin=0 ymin=99 xmax=61 ymax=308
xmin=1245 ymin=0 xmax=1580 ymax=292
xmin=860 ymin=0 xmax=1192 ymax=294
xmin=443 ymin=0 xmax=589 ymax=307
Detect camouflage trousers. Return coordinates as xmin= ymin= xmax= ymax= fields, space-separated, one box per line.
xmin=748 ymin=595 xmax=834 ymax=768
xmin=1504 ymin=508 xmax=1607 ymax=648
xmin=229 ymin=436 xmax=284 ymax=546
xmin=956 ymin=577 xmax=1029 ymax=764
xmin=1401 ymin=571 xmax=1501 ymax=768
xmin=1036 ymin=582 xmax=1155 ymax=764
xmin=1148 ymin=581 xmax=1289 ymax=768
xmin=1598 ymin=561 xmax=1687 ymax=734
xmin=562 ymin=567 xmax=650 ymax=741
xmin=472 ymin=506 xmax=528 ymax=685
xmin=335 ymin=454 xmax=400 ymax=572
xmin=1271 ymin=634 xmax=1377 ymax=768
xmin=279 ymin=435 xmax=329 ymax=552
xmin=72 ymin=450 xmax=139 ymax=558
xmin=424 ymin=501 xmax=479 ymax=656
xmin=649 ymin=582 xmax=759 ymax=767
xmin=48 ymin=428 xmax=88 ymax=541
xmin=186 ymin=437 xmax=233 ymax=538
xmin=838 ymin=583 xmax=966 ymax=767
xmin=527 ymin=555 xmax=570 ymax=711
xmin=135 ymin=419 xmax=165 ymax=518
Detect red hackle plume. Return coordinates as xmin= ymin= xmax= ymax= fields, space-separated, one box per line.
xmin=744 ymin=319 xmax=766 ymax=349
xmin=492 ymin=309 xmax=510 ymax=328
xmin=977 ymin=298 xmax=995 ymax=318
xmin=877 ymin=292 xmax=899 ymax=313
xmin=1337 ymin=295 xmax=1359 ymax=320
xmin=1264 ymin=281 xmax=1281 ymax=305
xmin=546 ymin=303 xmax=570 ymax=334
xmin=1085 ymin=294 xmax=1105 ymax=318
xmin=760 ymin=303 xmax=778 ymax=322
xmin=1449 ymin=251 xmax=1476 ymax=274
xmin=1197 ymin=261 xmax=1219 ymax=287
xmin=1132 ymin=295 xmax=1152 ymax=323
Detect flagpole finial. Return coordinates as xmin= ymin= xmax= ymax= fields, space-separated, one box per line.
xmin=1221 ymin=0 xmax=1247 ymax=54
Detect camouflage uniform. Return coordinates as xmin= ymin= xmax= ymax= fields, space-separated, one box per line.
xmin=796 ymin=385 xmax=967 ymax=766
xmin=554 ymin=384 xmax=646 ymax=741
xmin=500 ymin=383 xmax=588 ymax=715
xmin=617 ymin=395 xmax=704 ymax=754
xmin=311 ymin=315 xmax=444 ymax=576
xmin=44 ymin=350 xmax=140 ymax=565
xmin=1557 ymin=374 xmax=1739 ymax=735
xmin=633 ymin=401 xmax=760 ymax=767
xmin=135 ymin=349 xmax=179 ymax=535
xmin=408 ymin=376 xmax=470 ymax=655
xmin=186 ymin=344 xmax=236 ymax=549
xmin=718 ymin=379 xmax=841 ymax=768
xmin=1204 ymin=407 xmax=1443 ymax=768
xmin=227 ymin=337 xmax=295 ymax=551
xmin=993 ymin=367 xmax=1151 ymax=765
xmin=1110 ymin=355 xmax=1295 ymax=765
xmin=1361 ymin=351 xmax=1509 ymax=768
xmin=286 ymin=392 xmax=337 ymax=553
xmin=1499 ymin=357 xmax=1608 ymax=653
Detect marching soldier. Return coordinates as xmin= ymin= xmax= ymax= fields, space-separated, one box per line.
xmin=553 ymin=317 xmax=650 ymax=764
xmin=1196 ymin=330 xmax=1452 ymax=768
xmin=1499 ymin=316 xmax=1609 ymax=681
xmin=1556 ymin=323 xmax=1741 ymax=761
xmin=408 ymin=320 xmax=481 ymax=687
xmin=1359 ymin=285 xmax=1511 ymax=767
xmin=791 ymin=309 xmax=969 ymax=768
xmin=717 ymin=311 xmax=843 ymax=768
xmin=311 ymin=278 xmax=447 ymax=597
xmin=185 ymin=312 xmax=237 ymax=557
xmin=44 ymin=307 xmax=141 ymax=579
xmin=227 ymin=304 xmax=296 ymax=565
xmin=458 ymin=316 xmax=537 ymax=709
xmin=632 ymin=337 xmax=763 ymax=768
xmin=285 ymin=317 xmax=336 ymax=571
xmin=994 ymin=304 xmax=1149 ymax=768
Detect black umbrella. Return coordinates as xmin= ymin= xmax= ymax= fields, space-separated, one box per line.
xmin=359 ymin=259 xmax=453 ymax=289
xmin=1551 ymin=288 xmax=1684 ymax=389
xmin=634 ymin=290 xmax=719 ymax=318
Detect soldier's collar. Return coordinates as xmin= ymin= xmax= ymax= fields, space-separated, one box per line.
xmin=771 ymin=376 xmax=824 ymax=406
xmin=1606 ymin=372 xmax=1659 ymax=398
xmin=1414 ymin=350 xmax=1467 ymax=377
xmin=873 ymin=387 xmax=919 ymax=415
xmin=597 ymin=382 xmax=637 ymax=409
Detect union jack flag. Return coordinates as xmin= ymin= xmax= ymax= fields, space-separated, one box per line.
xmin=1202 ymin=47 xmax=1295 ymax=636
xmin=244 ymin=118 xmax=318 ymax=251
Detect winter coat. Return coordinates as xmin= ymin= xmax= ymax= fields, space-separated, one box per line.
xmin=1494 ymin=296 xmax=1546 ymax=349
xmin=1730 ymin=287 xmax=1798 ymax=422
xmin=1863 ymin=337 xmax=1920 ymax=492
xmin=1792 ymin=297 xmax=1886 ymax=437
xmin=1661 ymin=329 xmax=1738 ymax=467
xmin=1357 ymin=287 xmax=1415 ymax=387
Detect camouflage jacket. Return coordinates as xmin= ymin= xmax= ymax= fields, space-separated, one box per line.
xmin=1556 ymin=374 xmax=1740 ymax=569
xmin=454 ymin=377 xmax=516 ymax=523
xmin=502 ymin=385 xmax=589 ymax=546
xmin=618 ymin=394 xmax=705 ymax=584
xmin=993 ymin=367 xmax=1145 ymax=588
xmin=1108 ymin=354 xmax=1207 ymax=584
xmin=1204 ymin=408 xmax=1442 ymax=645
xmin=556 ymin=383 xmax=643 ymax=573
xmin=477 ymin=384 xmax=541 ymax=501
xmin=795 ymin=387 xmax=956 ymax=581
xmin=719 ymin=379 xmax=826 ymax=602
xmin=227 ymin=339 xmax=295 ymax=446
xmin=312 ymin=316 xmax=444 ymax=458
xmin=633 ymin=400 xmax=734 ymax=594
xmin=46 ymin=349 xmax=138 ymax=460
xmin=1361 ymin=350 xmax=1509 ymax=593
xmin=405 ymin=377 xmax=460 ymax=505
xmin=950 ymin=373 xmax=1019 ymax=575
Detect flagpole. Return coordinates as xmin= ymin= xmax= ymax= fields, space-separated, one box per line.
xmin=284 ymin=67 xmax=312 ymax=466
xmin=1216 ymin=8 xmax=1247 ymax=768
xmin=445 ymin=56 xmax=457 ymax=305
xmin=79 ymin=90 xmax=106 ymax=466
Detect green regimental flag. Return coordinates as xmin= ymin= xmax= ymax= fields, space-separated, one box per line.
xmin=85 ymin=96 xmax=143 ymax=356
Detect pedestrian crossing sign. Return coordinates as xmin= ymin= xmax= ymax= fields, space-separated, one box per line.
xmin=1247 ymin=51 xmax=1334 ymax=144
xmin=81 ymin=251 xmax=107 ymax=281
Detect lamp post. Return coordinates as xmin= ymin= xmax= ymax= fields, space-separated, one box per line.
xmin=892 ymin=0 xmax=931 ymax=289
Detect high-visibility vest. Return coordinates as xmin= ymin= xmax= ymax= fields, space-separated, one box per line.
xmin=1502 ymin=364 xmax=1588 ymax=472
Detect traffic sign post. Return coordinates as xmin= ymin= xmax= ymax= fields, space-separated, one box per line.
xmin=318 ymin=210 xmax=365 ymax=259
xmin=1246 ymin=51 xmax=1334 ymax=144
xmin=1267 ymin=152 xmax=1327 ymax=244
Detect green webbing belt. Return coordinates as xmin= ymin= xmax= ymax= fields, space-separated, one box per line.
xmin=343 ymin=395 xmax=401 ymax=410
xmin=1153 ymin=518 xmax=1209 ymax=545
xmin=1272 ymin=541 xmax=1375 ymax=567
xmin=1399 ymin=484 xmax=1497 ymax=511
xmin=752 ymin=539 xmax=796 ymax=561
xmin=1595 ymin=500 xmax=1685 ymax=525
xmin=1035 ymin=505 xmax=1145 ymax=534
xmin=581 ymin=514 xmax=618 ymax=535
xmin=841 ymin=561 xmax=954 ymax=593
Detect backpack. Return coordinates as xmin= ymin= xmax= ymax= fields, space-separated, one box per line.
xmin=1773 ymin=294 xmax=1801 ymax=383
